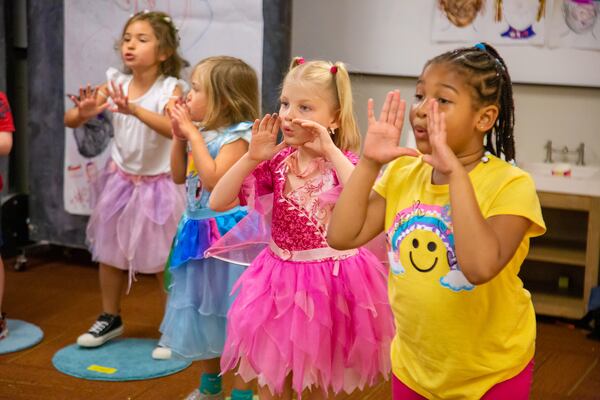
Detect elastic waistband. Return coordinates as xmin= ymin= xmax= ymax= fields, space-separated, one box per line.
xmin=109 ymin=161 xmax=171 ymax=183
xmin=269 ymin=240 xmax=358 ymax=276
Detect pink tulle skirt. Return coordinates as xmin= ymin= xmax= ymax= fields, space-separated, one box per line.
xmin=86 ymin=162 xmax=185 ymax=276
xmin=221 ymin=247 xmax=394 ymax=397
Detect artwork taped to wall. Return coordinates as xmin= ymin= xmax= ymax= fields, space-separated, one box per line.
xmin=432 ymin=0 xmax=490 ymax=42
xmin=548 ymin=0 xmax=600 ymax=50
xmin=63 ymin=0 xmax=263 ymax=215
xmin=432 ymin=0 xmax=548 ymax=46
xmin=489 ymin=0 xmax=547 ymax=45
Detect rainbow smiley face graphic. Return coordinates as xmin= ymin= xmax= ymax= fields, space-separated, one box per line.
xmin=387 ymin=202 xmax=475 ymax=292
xmin=404 ymin=229 xmax=444 ymax=273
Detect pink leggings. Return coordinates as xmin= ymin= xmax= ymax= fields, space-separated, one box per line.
xmin=392 ymin=360 xmax=534 ymax=400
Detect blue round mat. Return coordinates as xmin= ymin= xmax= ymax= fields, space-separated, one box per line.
xmin=52 ymin=338 xmax=192 ymax=381
xmin=0 ymin=319 xmax=44 ymax=355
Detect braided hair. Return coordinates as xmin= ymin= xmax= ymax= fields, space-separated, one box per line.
xmin=425 ymin=42 xmax=515 ymax=161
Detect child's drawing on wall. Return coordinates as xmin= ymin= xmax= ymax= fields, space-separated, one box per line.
xmin=549 ymin=0 xmax=600 ymax=49
xmin=432 ymin=0 xmax=489 ymax=42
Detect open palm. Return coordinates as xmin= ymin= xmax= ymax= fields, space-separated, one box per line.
xmin=248 ymin=113 xmax=286 ymax=162
xmin=109 ymin=81 xmax=134 ymax=115
xmin=421 ymin=100 xmax=459 ymax=175
xmin=69 ymin=85 xmax=109 ymax=120
xmin=363 ymin=90 xmax=418 ymax=165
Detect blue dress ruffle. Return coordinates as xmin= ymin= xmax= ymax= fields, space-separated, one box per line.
xmin=158 ymin=123 xmax=251 ymax=360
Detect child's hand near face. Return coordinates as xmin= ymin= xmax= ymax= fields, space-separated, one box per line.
xmin=363 ymin=90 xmax=419 ymax=165
xmin=292 ymin=119 xmax=338 ymax=159
xmin=168 ymin=103 xmax=197 ymax=141
xmin=248 ymin=114 xmax=286 ymax=162
xmin=422 ymin=99 xmax=462 ymax=175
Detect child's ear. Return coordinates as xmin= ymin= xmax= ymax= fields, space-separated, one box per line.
xmin=476 ymin=105 xmax=499 ymax=133
xmin=159 ymin=49 xmax=173 ymax=63
xmin=329 ymin=110 xmax=341 ymax=130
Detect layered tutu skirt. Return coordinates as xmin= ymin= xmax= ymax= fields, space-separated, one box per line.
xmin=158 ymin=208 xmax=247 ymax=359
xmin=221 ymin=245 xmax=394 ymax=397
xmin=86 ymin=161 xmax=185 ymax=278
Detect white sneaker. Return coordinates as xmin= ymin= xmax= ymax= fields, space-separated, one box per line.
xmin=184 ymin=389 xmax=224 ymax=400
xmin=152 ymin=346 xmax=172 ymax=360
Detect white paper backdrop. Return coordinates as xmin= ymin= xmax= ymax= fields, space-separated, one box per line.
xmin=63 ymin=0 xmax=263 ymax=215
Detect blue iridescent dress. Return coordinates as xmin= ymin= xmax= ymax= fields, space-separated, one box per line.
xmin=158 ymin=122 xmax=250 ymax=359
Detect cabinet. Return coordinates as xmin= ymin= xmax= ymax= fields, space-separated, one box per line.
xmin=522 ymin=192 xmax=600 ymax=319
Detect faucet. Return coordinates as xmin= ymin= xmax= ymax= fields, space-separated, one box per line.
xmin=561 ymin=146 xmax=570 ymax=162
xmin=543 ymin=141 xmax=586 ymax=166
xmin=544 ymin=140 xmax=553 ymax=163
xmin=576 ymin=143 xmax=585 ymax=166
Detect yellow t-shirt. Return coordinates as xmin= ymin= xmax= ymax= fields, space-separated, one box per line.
xmin=373 ymin=155 xmax=545 ymax=399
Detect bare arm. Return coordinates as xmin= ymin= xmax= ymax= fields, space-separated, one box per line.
xmin=170 ymin=138 xmax=187 ymax=184
xmin=64 ymin=84 xmax=110 ymax=128
xmin=325 ymin=146 xmax=354 ymax=184
xmin=209 ymin=152 xmax=261 ymax=211
xmin=169 ymin=103 xmax=249 ymax=191
xmin=424 ymin=100 xmax=531 ymax=285
xmin=189 ymin=138 xmax=249 ymax=192
xmin=448 ymin=168 xmax=531 ymax=284
xmin=328 ymin=158 xmax=388 ymax=249
xmin=0 ymin=131 xmax=13 ymax=156
xmin=328 ymin=90 xmax=418 ymax=250
xmin=209 ymin=114 xmax=286 ymax=211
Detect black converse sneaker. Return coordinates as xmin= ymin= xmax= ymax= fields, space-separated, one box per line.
xmin=76 ymin=313 xmax=124 ymax=347
xmin=0 ymin=312 xmax=8 ymax=340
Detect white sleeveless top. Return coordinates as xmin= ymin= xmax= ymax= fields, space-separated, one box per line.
xmin=106 ymin=67 xmax=186 ymax=175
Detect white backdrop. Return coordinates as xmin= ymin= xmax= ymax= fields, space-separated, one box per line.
xmin=63 ymin=0 xmax=263 ymax=215
xmin=292 ymin=0 xmax=600 ymax=87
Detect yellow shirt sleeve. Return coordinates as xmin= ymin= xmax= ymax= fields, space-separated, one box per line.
xmin=486 ymin=172 xmax=546 ymax=238
xmin=373 ymin=157 xmax=408 ymax=199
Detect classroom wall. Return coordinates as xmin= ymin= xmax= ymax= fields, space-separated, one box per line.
xmin=22 ymin=0 xmax=291 ymax=247
xmin=349 ymin=74 xmax=600 ymax=166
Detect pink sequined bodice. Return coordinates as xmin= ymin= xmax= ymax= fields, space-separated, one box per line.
xmin=250 ymin=147 xmax=358 ymax=251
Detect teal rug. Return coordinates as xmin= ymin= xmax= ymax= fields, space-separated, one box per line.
xmin=52 ymin=338 xmax=191 ymax=381
xmin=0 ymin=319 xmax=44 ymax=354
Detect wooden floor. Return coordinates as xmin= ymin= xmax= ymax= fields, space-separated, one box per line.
xmin=0 ymin=252 xmax=599 ymax=400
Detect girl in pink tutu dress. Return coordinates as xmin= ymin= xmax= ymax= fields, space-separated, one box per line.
xmin=208 ymin=58 xmax=394 ymax=400
xmin=64 ymin=11 xmax=186 ymax=347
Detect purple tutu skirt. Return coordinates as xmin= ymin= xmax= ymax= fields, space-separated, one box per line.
xmin=86 ymin=162 xmax=185 ymax=276
xmin=221 ymin=247 xmax=394 ymax=397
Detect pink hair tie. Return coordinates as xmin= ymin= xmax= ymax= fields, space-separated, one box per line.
xmin=296 ymin=57 xmax=305 ymax=65
xmin=330 ymin=65 xmax=338 ymax=74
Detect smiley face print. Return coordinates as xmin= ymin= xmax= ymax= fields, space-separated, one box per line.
xmin=404 ymin=229 xmax=444 ymax=273
xmin=387 ymin=202 xmax=474 ymax=292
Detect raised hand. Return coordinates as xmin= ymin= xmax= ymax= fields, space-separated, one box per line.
xmin=421 ymin=100 xmax=460 ymax=175
xmin=363 ymin=90 xmax=418 ymax=165
xmin=248 ymin=113 xmax=286 ymax=162
xmin=109 ymin=81 xmax=135 ymax=115
xmin=168 ymin=102 xmax=197 ymax=141
xmin=292 ymin=119 xmax=337 ymax=158
xmin=68 ymin=84 xmax=109 ymax=120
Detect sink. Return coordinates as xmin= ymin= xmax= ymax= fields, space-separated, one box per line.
xmin=518 ymin=162 xmax=600 ymax=197
xmin=518 ymin=162 xmax=600 ymax=180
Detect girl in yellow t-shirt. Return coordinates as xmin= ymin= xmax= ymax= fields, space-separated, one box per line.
xmin=328 ymin=43 xmax=546 ymax=399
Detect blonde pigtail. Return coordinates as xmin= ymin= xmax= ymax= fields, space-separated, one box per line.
xmin=331 ymin=62 xmax=360 ymax=152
